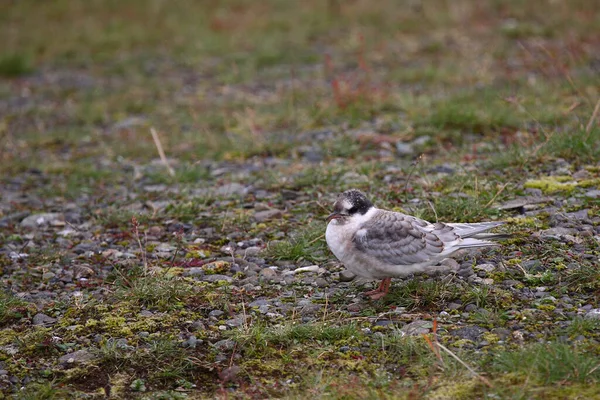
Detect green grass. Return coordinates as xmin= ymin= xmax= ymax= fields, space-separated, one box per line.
xmin=383 ymin=278 xmax=461 ymax=310
xmin=565 ymin=316 xmax=600 ymax=338
xmin=493 ymin=342 xmax=600 ymax=385
xmin=0 ymin=290 xmax=31 ymax=327
xmin=0 ymin=52 xmax=33 ymax=77
xmin=115 ymin=273 xmax=197 ymax=311
xmin=266 ymin=221 xmax=328 ymax=263
xmin=230 ymin=321 xmax=362 ymax=357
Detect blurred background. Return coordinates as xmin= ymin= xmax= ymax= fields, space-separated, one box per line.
xmin=1 ymin=0 xmax=598 ymax=182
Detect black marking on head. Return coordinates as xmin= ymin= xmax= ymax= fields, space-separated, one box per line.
xmin=337 ymin=189 xmax=373 ymax=215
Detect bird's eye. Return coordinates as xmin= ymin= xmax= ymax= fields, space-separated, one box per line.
xmin=347 ymin=206 xmax=357 ymax=214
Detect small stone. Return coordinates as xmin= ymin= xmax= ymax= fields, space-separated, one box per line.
xmin=254 ymin=209 xmax=283 ymax=222
xmin=219 ymin=365 xmax=241 ymax=383
xmin=395 ymin=142 xmax=414 ymax=156
xmin=492 ymin=328 xmax=511 ymax=340
xmin=216 ymin=183 xmax=247 ymax=197
xmin=585 ymin=190 xmax=600 ymax=199
xmin=259 ymin=268 xmax=277 ymax=279
xmin=225 ymin=317 xmax=245 ymax=327
xmin=400 ymin=320 xmax=432 ymax=336
xmin=566 ymin=209 xmax=590 ymax=221
xmin=20 ymin=213 xmax=64 ymax=228
xmin=281 ymin=190 xmax=300 ymax=200
xmin=339 ymin=270 xmax=356 ymax=282
xmin=209 ymin=310 xmax=224 ymax=318
xmin=32 ymin=313 xmax=57 ymax=326
xmin=464 ymin=304 xmax=478 ymax=312
xmin=450 ymin=326 xmax=488 ymax=341
xmin=42 ymin=272 xmax=56 ymax=280
xmin=441 ymin=258 xmax=460 ymax=272
xmin=58 ymin=349 xmax=95 ymax=366
xmin=183 ymin=335 xmax=200 ymax=348
xmin=213 ymin=339 xmax=235 ymax=351
xmin=155 ymin=243 xmax=176 ymax=252
xmin=584 ymin=308 xmax=600 ymax=320
xmin=540 ymin=227 xmax=577 ymax=238
xmin=475 ymin=264 xmax=496 ymax=273
xmin=314 ymin=278 xmax=328 ymax=288
xmin=447 ymin=302 xmax=462 ymax=311
xmin=248 ymin=299 xmax=269 ymax=307
xmin=201 ymin=274 xmax=233 ymax=283
xmin=185 ymin=267 xmax=204 ymax=277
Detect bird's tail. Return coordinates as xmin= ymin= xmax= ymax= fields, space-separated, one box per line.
xmin=447 ymin=221 xmax=508 ymax=240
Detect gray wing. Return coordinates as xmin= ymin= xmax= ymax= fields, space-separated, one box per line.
xmin=352 ymin=211 xmax=459 ymax=265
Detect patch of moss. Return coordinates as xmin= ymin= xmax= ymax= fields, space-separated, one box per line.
xmin=524 ymin=176 xmax=577 ymax=194
xmin=427 ymin=378 xmax=480 ymax=399
xmin=202 ymin=261 xmax=230 ymax=275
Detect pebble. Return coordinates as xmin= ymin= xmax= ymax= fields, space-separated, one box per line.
xmin=339 ymin=270 xmax=356 ymax=282
xmin=32 ymin=313 xmax=57 ymax=326
xmin=209 ymin=310 xmax=224 ymax=318
xmin=400 ymin=320 xmax=432 ymax=336
xmin=20 ymin=213 xmax=64 ymax=228
xmin=213 ymin=339 xmax=235 ymax=351
xmin=584 ymin=309 xmax=600 ymax=320
xmin=58 ymin=349 xmax=95 ymax=366
xmin=314 ymin=278 xmax=328 ymax=288
xmin=201 ymin=274 xmax=233 ymax=283
xmin=216 ymin=183 xmax=247 ymax=197
xmin=585 ymin=190 xmax=600 ymax=199
xmin=475 ymin=264 xmax=496 ymax=273
xmin=259 ymin=268 xmax=277 ymax=279
xmin=450 ymin=326 xmax=488 ymax=341
xmin=254 ymin=209 xmax=283 ymax=222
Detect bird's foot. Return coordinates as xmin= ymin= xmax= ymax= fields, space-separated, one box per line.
xmin=362 ymin=288 xmax=382 ymax=296
xmin=362 ymin=278 xmax=392 ymax=300
xmin=367 ymin=291 xmax=388 ymax=300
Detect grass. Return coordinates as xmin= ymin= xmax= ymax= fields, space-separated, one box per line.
xmin=266 ymin=221 xmax=328 ymax=263
xmin=493 ymin=342 xmax=600 ymax=385
xmin=0 ymin=52 xmax=33 ymax=77
xmin=383 ymin=278 xmax=461 ymax=310
xmin=230 ymin=321 xmax=362 ymax=357
xmin=0 ymin=290 xmax=31 ymax=327
xmin=565 ymin=316 xmax=600 ymax=338
xmin=114 ymin=271 xmax=197 ymax=311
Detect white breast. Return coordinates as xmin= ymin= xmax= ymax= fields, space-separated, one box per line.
xmin=325 ymin=208 xmax=378 ymax=268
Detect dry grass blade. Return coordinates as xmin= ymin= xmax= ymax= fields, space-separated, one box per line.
xmin=436 ymin=342 xmax=492 ymax=388
xmin=585 ymin=99 xmax=600 ymax=136
xmin=150 ymin=127 xmax=175 ymax=177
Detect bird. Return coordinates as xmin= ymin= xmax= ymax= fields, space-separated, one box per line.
xmin=325 ymin=189 xmax=506 ymax=300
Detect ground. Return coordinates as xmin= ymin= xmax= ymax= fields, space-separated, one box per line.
xmin=1 ymin=1 xmax=600 ymax=399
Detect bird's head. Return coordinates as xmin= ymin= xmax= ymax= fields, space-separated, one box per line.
xmin=326 ymin=189 xmax=373 ymax=223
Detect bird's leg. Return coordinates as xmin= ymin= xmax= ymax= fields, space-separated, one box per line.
xmin=362 ymin=277 xmax=392 ymax=300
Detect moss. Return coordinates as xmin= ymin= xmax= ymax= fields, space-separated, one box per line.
xmin=504 ymin=216 xmax=539 ymax=226
xmin=579 ymin=178 xmax=600 ymax=188
xmin=537 ymin=304 xmax=556 ymax=312
xmin=481 ymin=332 xmax=500 ymax=345
xmin=202 ymin=261 xmax=231 ymax=275
xmin=103 ymin=316 xmax=133 ymax=336
xmin=427 ymin=378 xmax=480 ymax=399
xmin=524 ymin=176 xmax=577 ymax=194
xmin=0 ymin=328 xmax=18 ymax=346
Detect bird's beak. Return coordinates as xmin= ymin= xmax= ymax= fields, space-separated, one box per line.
xmin=326 ymin=212 xmax=342 ymax=222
